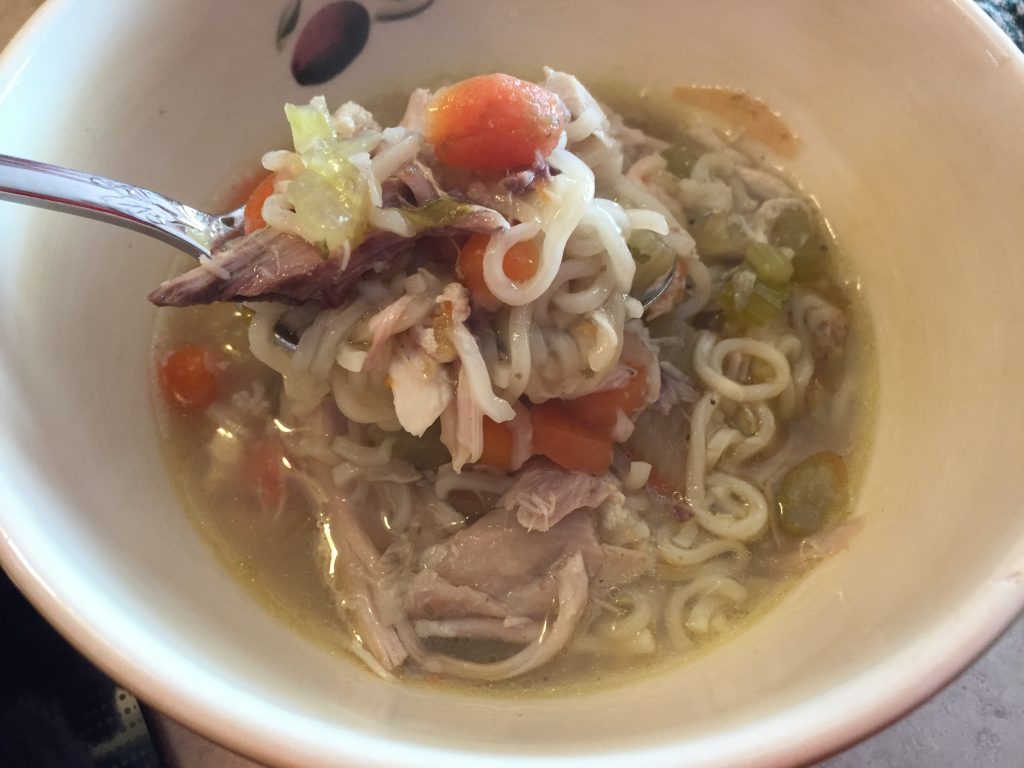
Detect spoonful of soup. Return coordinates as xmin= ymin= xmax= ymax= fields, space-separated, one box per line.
xmin=0 ymin=151 xmax=678 ymax=330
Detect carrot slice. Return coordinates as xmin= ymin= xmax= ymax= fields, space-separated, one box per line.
xmin=477 ymin=417 xmax=515 ymax=469
xmin=457 ymin=234 xmax=540 ymax=311
xmin=502 ymin=239 xmax=540 ymax=282
xmin=425 ymin=73 xmax=568 ymax=173
xmin=243 ymin=172 xmax=277 ymax=234
xmin=564 ymin=366 xmax=648 ymax=430
xmin=160 ymin=345 xmax=218 ymax=410
xmin=530 ymin=400 xmax=613 ymax=475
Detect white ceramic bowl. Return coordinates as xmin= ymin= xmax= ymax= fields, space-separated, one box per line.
xmin=2 ymin=1 xmax=1023 ymax=766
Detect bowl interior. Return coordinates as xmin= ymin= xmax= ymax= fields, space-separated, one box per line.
xmin=1 ymin=1 xmax=1024 ymax=767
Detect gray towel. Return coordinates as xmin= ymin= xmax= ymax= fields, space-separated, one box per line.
xmin=978 ymin=0 xmax=1024 ymax=49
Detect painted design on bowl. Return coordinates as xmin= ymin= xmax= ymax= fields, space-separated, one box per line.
xmin=276 ymin=0 xmax=303 ymax=51
xmin=281 ymin=0 xmax=435 ymax=86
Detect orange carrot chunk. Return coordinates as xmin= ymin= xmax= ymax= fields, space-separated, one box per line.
xmin=477 ymin=417 xmax=516 ymax=470
xmin=564 ymin=366 xmax=648 ymax=431
xmin=243 ymin=172 xmax=277 ymax=234
xmin=456 ymin=235 xmax=497 ymax=310
xmin=425 ymin=73 xmax=568 ymax=173
xmin=456 ymin=234 xmax=540 ymax=311
xmin=160 ymin=345 xmax=218 ymax=410
xmin=530 ymin=400 xmax=613 ymax=475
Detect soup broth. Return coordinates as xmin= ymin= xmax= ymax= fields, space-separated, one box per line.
xmin=151 ymin=74 xmax=876 ymax=692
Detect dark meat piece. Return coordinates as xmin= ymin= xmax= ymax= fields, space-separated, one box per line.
xmin=148 ymin=206 xmax=506 ymax=308
xmin=148 ymin=229 xmax=409 ymax=308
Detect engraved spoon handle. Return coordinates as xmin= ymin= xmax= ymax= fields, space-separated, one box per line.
xmin=0 ymin=153 xmax=239 ymax=258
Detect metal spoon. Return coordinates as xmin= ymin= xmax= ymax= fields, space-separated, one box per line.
xmin=0 ymin=153 xmax=310 ymax=346
xmin=0 ymin=153 xmax=245 ymax=262
xmin=638 ymin=265 xmax=677 ymax=311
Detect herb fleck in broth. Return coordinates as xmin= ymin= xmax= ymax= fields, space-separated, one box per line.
xmin=150 ymin=78 xmax=876 ymax=693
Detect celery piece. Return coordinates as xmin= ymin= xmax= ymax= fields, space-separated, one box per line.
xmin=745 ymin=242 xmax=793 ymax=283
xmin=286 ymin=143 xmax=369 ymax=252
xmin=775 ymin=451 xmax=849 ymax=537
xmin=398 ymin=198 xmax=481 ymax=232
xmin=716 ymin=239 xmax=797 ymax=326
xmin=628 ymin=229 xmax=679 ymax=296
xmin=690 ymin=211 xmax=748 ymax=259
xmin=717 ymin=276 xmax=790 ymax=327
xmin=284 ymin=97 xmax=336 ymax=153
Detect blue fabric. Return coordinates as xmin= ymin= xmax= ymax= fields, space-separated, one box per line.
xmin=977 ymin=0 xmax=1024 ymax=49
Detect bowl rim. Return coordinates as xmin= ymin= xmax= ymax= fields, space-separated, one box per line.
xmin=1 ymin=1 xmax=1023 ymax=766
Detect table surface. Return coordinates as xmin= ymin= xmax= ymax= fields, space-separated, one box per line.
xmin=2 ymin=2 xmax=1022 ymax=767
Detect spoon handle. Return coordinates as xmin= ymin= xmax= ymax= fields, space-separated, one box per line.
xmin=0 ymin=153 xmax=221 ymax=257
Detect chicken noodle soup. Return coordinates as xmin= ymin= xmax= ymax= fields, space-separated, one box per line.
xmin=151 ymin=71 xmax=874 ymax=686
